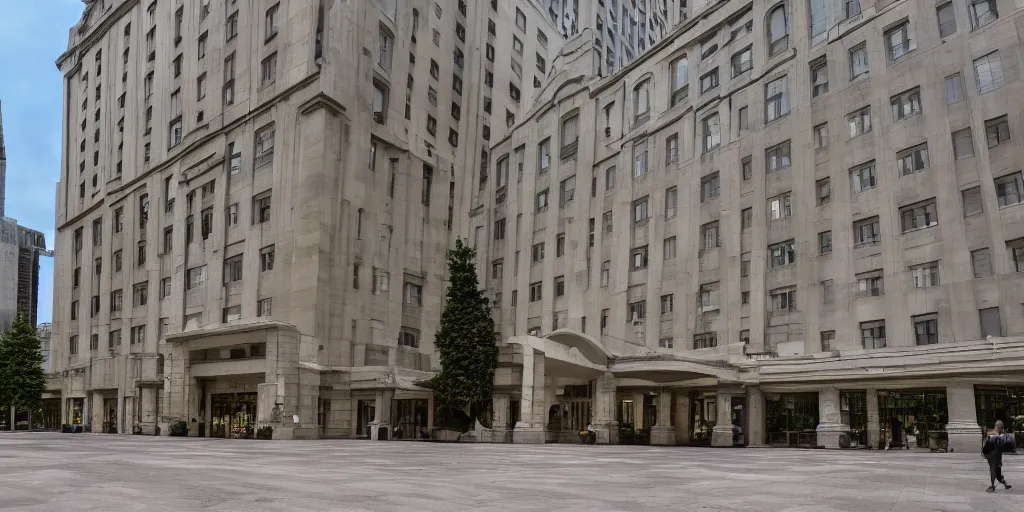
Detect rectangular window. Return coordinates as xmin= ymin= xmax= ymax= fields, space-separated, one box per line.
xmin=953 ymin=128 xmax=975 ymax=158
xmin=538 ymin=139 xmax=551 ymax=172
xmin=699 ymin=68 xmax=719 ymax=94
xmin=811 ymin=59 xmax=828 ymax=97
xmin=1011 ymin=238 xmax=1024 ymax=272
xmin=254 ymin=191 xmax=272 ymax=223
xmin=769 ymin=287 xmax=797 ymax=312
xmin=529 ymin=281 xmax=542 ymax=302
xmin=559 ymin=176 xmax=576 ymax=207
xmin=258 ymin=298 xmax=273 ymax=317
xmin=975 ymin=52 xmax=1004 ymax=93
xmin=603 ymin=211 xmax=613 ymax=234
xmin=600 ymin=260 xmax=611 ymax=287
xmin=910 ymin=261 xmax=940 ymax=288
xmin=945 ymin=73 xmax=964 ymax=104
xmin=972 ymin=248 xmax=993 ymax=277
xmin=633 ymin=140 xmax=648 ymax=178
xmin=671 ymin=56 xmax=689 ymax=105
xmin=403 ymin=282 xmax=423 ymax=306
xmin=995 ymin=171 xmax=1024 ymax=207
xmin=260 ymin=245 xmax=275 ymax=271
xmin=694 ymin=333 xmax=718 ymax=349
xmin=660 ymin=294 xmax=675 ymax=315
xmin=963 ymin=186 xmax=984 ymax=216
xmin=856 ymin=269 xmax=885 ymax=297
xmin=531 ymin=242 xmax=545 ymax=263
xmin=133 ymin=282 xmax=148 ymax=307
xmin=665 ymin=187 xmax=678 ymax=218
xmin=731 ymin=46 xmax=752 ymax=76
xmin=985 ymin=116 xmax=1010 ymax=148
xmin=765 ymin=141 xmax=791 ymax=173
xmin=634 ymin=80 xmax=650 ymax=120
xmin=764 ymin=76 xmax=789 ymax=122
xmin=848 ymin=107 xmax=872 ymax=138
xmin=861 ymin=320 xmax=886 ymax=349
xmin=741 ymin=208 xmax=753 ymax=230
xmin=769 ymin=240 xmax=796 ymax=268
xmin=665 ymin=134 xmax=679 ymax=165
xmin=850 ymin=44 xmax=869 ymax=78
xmin=767 ymin=192 xmax=792 ymax=220
xmin=890 ymin=88 xmax=921 ymax=121
xmin=821 ymin=280 xmax=834 ymax=304
xmin=535 ymin=189 xmax=549 ymax=212
xmin=556 ymin=233 xmax=566 ymax=257
xmin=896 ymin=144 xmax=929 ymax=176
xmin=628 ymin=300 xmax=646 ymax=322
xmin=937 ymin=3 xmax=957 ymax=37
xmin=742 ymin=156 xmax=752 ymax=180
xmin=821 ymin=331 xmax=836 ymax=352
xmin=630 ymin=246 xmax=649 ymax=271
xmin=885 ymin=22 xmax=913 ymax=62
xmin=702 ymin=114 xmax=721 ymax=152
xmin=913 ymin=314 xmax=939 ymax=345
xmin=820 ymin=231 xmax=833 ymax=254
xmin=664 ymin=237 xmax=677 ymax=260
xmin=814 ymin=123 xmax=828 ymax=149
xmin=969 ymin=0 xmax=998 ymax=29
xmin=850 ymin=161 xmax=876 ymax=193
xmin=186 ymin=265 xmax=207 ymax=290
xmin=853 ymin=217 xmax=881 ymax=247
xmin=817 ymin=177 xmax=831 ymax=205
xmin=223 ymin=255 xmax=243 ymax=283
xmin=980 ymin=307 xmax=1002 ymax=337
xmin=633 ymin=197 xmax=650 ymax=223
xmin=554 ymin=276 xmax=566 ymax=297
xmin=702 ymin=222 xmax=720 ymax=250
xmin=700 ymin=173 xmax=720 ymax=202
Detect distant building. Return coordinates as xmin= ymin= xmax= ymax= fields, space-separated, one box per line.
xmin=37 ymin=323 xmax=52 ymax=373
xmin=0 ymin=101 xmax=51 ymax=332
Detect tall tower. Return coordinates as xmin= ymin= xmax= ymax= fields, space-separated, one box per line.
xmin=0 ymin=99 xmax=7 ymax=216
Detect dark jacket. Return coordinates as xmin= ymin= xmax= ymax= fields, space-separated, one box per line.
xmin=983 ymin=433 xmax=1016 ymax=463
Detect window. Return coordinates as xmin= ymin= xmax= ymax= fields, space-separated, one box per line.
xmin=168 ymin=117 xmax=183 ymax=148
xmin=765 ymin=141 xmax=791 ymax=173
xmin=937 ymin=3 xmax=957 ymax=37
xmin=821 ymin=280 xmax=834 ymax=304
xmin=910 ymin=262 xmax=940 ymax=288
xmin=660 ymin=294 xmax=675 ymax=315
xmin=850 ymin=44 xmax=869 ymax=79
xmin=855 ymin=270 xmax=884 ymax=297
xmin=659 ymin=338 xmax=674 ymax=349
xmin=491 ymin=259 xmax=504 ymax=280
xmin=605 ymin=167 xmax=617 ymax=191
xmin=561 ymin=114 xmax=579 ymax=157
xmin=897 ymin=144 xmax=929 ymax=176
xmin=814 ymin=123 xmax=828 ymax=149
xmin=529 ymin=281 xmax=542 ymax=302
xmin=377 ymin=26 xmax=393 ymax=70
xmin=811 ymin=59 xmax=828 ymax=97
xmin=260 ymin=245 xmax=275 ymax=271
xmin=603 ymin=211 xmax=614 ymax=234
xmin=665 ymin=135 xmax=679 ymax=165
xmin=538 ymin=139 xmax=551 ymax=172
xmin=769 ymin=287 xmax=797 ymax=312
xmin=515 ymin=7 xmax=526 ymax=31
xmin=985 ymin=116 xmax=1010 ymax=148
xmin=631 ymin=246 xmax=649 ymax=271
xmin=664 ymin=237 xmax=677 ymax=260
xmin=494 ymin=218 xmax=507 ymax=240
xmin=945 ymin=73 xmax=964 ymax=104
xmin=973 ymin=51 xmax=1005 ymax=93
xmin=764 ymin=76 xmax=789 ymax=122
xmin=537 ymin=30 xmax=548 ymax=48
xmin=853 ymin=217 xmax=881 ymax=247
xmin=403 ymin=282 xmax=423 ymax=306
xmin=850 ymin=161 xmax=876 ymax=193
xmin=633 ymin=197 xmax=650 ymax=223
xmin=133 ymin=281 xmax=149 ymax=307
xmin=972 ymin=248 xmax=993 ymax=277
xmin=820 ymin=231 xmax=833 ymax=254
xmin=634 ymin=80 xmax=650 ymax=121
xmin=913 ymin=314 xmax=939 ymax=345
xmin=848 ymin=107 xmax=872 ymax=138
xmin=861 ymin=320 xmax=886 ymax=349
xmin=69 ymin=335 xmax=78 ymax=355
xmin=821 ymin=331 xmax=836 ymax=351
xmin=512 ymin=35 xmax=524 ymax=56
xmin=699 ymin=69 xmax=719 ymax=94
xmin=702 ymin=114 xmax=720 ymax=152
xmin=953 ymin=128 xmax=975 ymax=158
xmin=700 ymin=173 xmax=720 ymax=202
xmin=694 ymin=333 xmax=718 ymax=349
xmin=890 ymin=88 xmax=921 ymax=121
xmin=885 ymin=22 xmax=913 ymax=62
xmin=114 ymin=251 xmax=122 ymax=272
xmin=962 ymin=186 xmax=984 ymax=216
xmin=257 ymin=298 xmax=272 ymax=317
xmin=186 ymin=265 xmax=207 ymax=290
xmin=845 ymin=0 xmax=862 ymax=18
xmin=226 ymin=10 xmax=238 ymax=40
xmin=742 ymin=156 xmax=752 ymax=180
xmin=665 ymin=187 xmax=678 ymax=218
xmin=628 ymin=300 xmax=646 ymax=322
xmin=137 ymin=240 xmax=147 ymax=266
xmin=254 ymin=192 xmax=272 ymax=223
xmin=671 ymin=56 xmax=689 ymax=105
xmin=535 ymin=189 xmax=549 ymax=213
xmin=223 ymin=255 xmax=243 ymax=284
xmin=767 ymin=4 xmax=789 ymax=56
xmin=173 ymin=54 xmax=183 ymax=77
xmin=556 ymin=234 xmax=566 ymax=257
xmin=969 ymin=0 xmax=998 ymax=29
xmin=1011 ymin=238 xmax=1024 ymax=272
xmin=702 ymin=222 xmax=720 ymax=250
xmin=742 ymin=208 xmax=753 ymax=230
xmin=531 ymin=242 xmax=545 ymax=263
xmin=738 ymin=106 xmax=749 ymax=131
xmin=198 ymin=32 xmax=208 ymax=59
xmin=768 ymin=192 xmax=792 ymax=220
xmin=731 ymin=46 xmax=752 ymax=76
xmin=980 ymin=307 xmax=1002 ymax=337
xmin=769 ymin=240 xmax=796 ymax=268
xmin=633 ymin=141 xmax=648 ymax=178
xmin=996 ymin=171 xmax=1024 ymax=207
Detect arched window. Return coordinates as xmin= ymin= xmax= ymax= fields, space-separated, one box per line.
xmin=671 ymin=55 xmax=689 ymax=105
xmin=767 ymin=5 xmax=789 ymax=56
xmin=633 ymin=79 xmax=651 ymax=121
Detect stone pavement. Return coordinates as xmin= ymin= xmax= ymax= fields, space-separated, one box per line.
xmin=1 ymin=433 xmax=1023 ymax=511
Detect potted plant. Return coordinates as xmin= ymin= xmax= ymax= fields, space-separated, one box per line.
xmin=256 ymin=426 xmax=274 ymax=440
xmin=168 ymin=420 xmax=189 ymax=437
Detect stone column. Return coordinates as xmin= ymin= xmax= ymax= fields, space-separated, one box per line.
xmin=369 ymin=388 xmax=394 ymax=440
xmin=817 ymin=386 xmax=849 ymax=448
xmin=590 ymin=372 xmax=618 ymax=444
xmin=711 ymin=390 xmax=733 ymax=447
xmin=90 ymin=393 xmax=103 ymax=433
xmin=945 ymin=383 xmax=982 ymax=453
xmin=746 ymin=387 xmax=765 ymax=447
xmin=675 ymin=392 xmax=691 ymax=445
xmin=632 ymin=391 xmax=645 ymax=430
xmin=489 ymin=393 xmax=510 ymax=443
xmin=866 ymin=388 xmax=880 ymax=449
xmin=513 ymin=348 xmax=546 ymax=443
xmin=650 ymin=391 xmax=676 ymax=445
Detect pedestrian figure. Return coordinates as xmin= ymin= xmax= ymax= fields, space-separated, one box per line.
xmin=983 ymin=420 xmax=1016 ymax=492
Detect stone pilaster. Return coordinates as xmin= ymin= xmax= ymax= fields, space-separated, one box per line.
xmin=513 ymin=349 xmax=546 ymax=443
xmin=746 ymin=386 xmax=765 ymax=447
xmin=711 ymin=390 xmax=733 ymax=447
xmin=866 ymin=388 xmax=880 ymax=449
xmin=632 ymin=391 xmax=645 ymax=430
xmin=590 ymin=371 xmax=618 ymax=444
xmin=945 ymin=383 xmax=981 ymax=453
xmin=650 ymin=391 xmax=676 ymax=445
xmin=817 ymin=386 xmax=849 ymax=448
xmin=369 ymin=388 xmax=394 ymax=440
xmin=675 ymin=392 xmax=691 ymax=445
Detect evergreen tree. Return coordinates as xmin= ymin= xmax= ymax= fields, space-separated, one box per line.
xmin=0 ymin=314 xmax=46 ymax=413
xmin=430 ymin=239 xmax=498 ymax=428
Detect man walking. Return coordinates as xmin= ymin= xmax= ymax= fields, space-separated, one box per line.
xmin=983 ymin=420 xmax=1016 ymax=492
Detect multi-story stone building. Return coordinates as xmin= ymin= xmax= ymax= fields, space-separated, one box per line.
xmin=472 ymin=0 xmax=1024 ymax=450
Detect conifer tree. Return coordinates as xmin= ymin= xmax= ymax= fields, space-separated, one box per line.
xmin=0 ymin=314 xmax=46 ymax=414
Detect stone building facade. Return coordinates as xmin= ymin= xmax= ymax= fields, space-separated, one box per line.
xmin=471 ymin=0 xmax=1024 ymax=450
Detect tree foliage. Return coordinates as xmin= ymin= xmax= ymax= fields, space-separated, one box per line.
xmin=430 ymin=239 xmax=498 ymax=428
xmin=0 ymin=313 xmax=46 ymax=412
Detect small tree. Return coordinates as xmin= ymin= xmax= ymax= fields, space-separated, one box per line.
xmin=430 ymin=239 xmax=498 ymax=430
xmin=0 ymin=314 xmax=46 ymax=415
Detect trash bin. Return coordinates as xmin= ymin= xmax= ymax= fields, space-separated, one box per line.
xmin=377 ymin=425 xmax=389 ymax=440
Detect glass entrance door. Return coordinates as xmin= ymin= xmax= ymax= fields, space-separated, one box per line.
xmin=210 ymin=393 xmax=257 ymax=439
xmin=103 ymin=398 xmax=118 ymax=433
xmin=356 ymin=399 xmax=375 ymax=438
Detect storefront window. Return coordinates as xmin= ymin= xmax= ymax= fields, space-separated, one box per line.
xmin=765 ymin=392 xmax=819 ymax=447
xmin=841 ymin=390 xmax=868 ymax=447
xmin=391 ymin=398 xmax=429 ymax=439
xmin=975 ymin=386 xmax=1024 ymax=433
xmin=877 ymin=389 xmax=947 ymax=449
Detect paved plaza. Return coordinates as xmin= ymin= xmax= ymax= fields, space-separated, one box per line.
xmin=1 ymin=433 xmax=1023 ymax=511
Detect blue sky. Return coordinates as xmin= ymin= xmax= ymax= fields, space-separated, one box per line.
xmin=1 ymin=1 xmax=84 ymax=323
